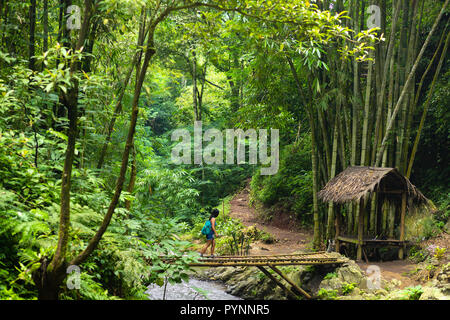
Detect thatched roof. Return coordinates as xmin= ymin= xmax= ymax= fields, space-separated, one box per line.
xmin=317 ymin=166 xmax=428 ymax=206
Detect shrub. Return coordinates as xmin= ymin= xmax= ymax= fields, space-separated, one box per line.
xmin=341 ymin=282 xmax=356 ymax=295
xmin=402 ymin=286 xmax=423 ymax=300
xmin=409 ymin=246 xmax=428 ymax=263
xmin=317 ymin=288 xmax=338 ymax=300
xmin=324 ymin=272 xmax=338 ymax=280
xmin=250 ymin=138 xmax=313 ymax=224
xmin=433 ymin=246 xmax=446 ymax=261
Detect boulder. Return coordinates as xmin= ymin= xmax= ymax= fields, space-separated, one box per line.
xmin=419 ymin=286 xmax=448 ymax=300
xmin=319 ymin=277 xmax=343 ymax=292
xmin=385 ymin=290 xmax=409 ymax=300
xmin=337 ymin=261 xmax=368 ymax=289
xmin=374 ymin=289 xmax=388 ymax=297
xmin=317 ymin=256 xmax=368 ymax=296
xmin=360 ymin=292 xmax=379 ymax=300
xmin=388 ymin=279 xmax=402 ymax=289
xmin=436 ymin=263 xmax=450 ymax=283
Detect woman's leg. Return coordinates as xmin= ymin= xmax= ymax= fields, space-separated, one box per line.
xmin=200 ymin=240 xmax=212 ymax=254
xmin=210 ymin=239 xmax=215 ymax=255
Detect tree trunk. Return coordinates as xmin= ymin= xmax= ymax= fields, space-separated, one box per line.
xmin=192 ymin=49 xmax=199 ymax=121
xmin=125 ymin=142 xmax=137 ymax=211
xmin=29 ymin=0 xmax=37 ymax=71
xmin=286 ymin=55 xmax=320 ymax=248
xmin=43 ymin=0 xmax=49 ymax=53
xmin=96 ymin=9 xmax=146 ymax=169
xmin=33 ymin=0 xmax=94 ymax=299
xmin=71 ymin=18 xmax=158 ymax=267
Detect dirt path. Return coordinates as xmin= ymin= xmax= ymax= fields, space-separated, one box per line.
xmin=227 ymin=185 xmax=423 ymax=288
xmin=228 ymin=186 xmax=313 ymax=255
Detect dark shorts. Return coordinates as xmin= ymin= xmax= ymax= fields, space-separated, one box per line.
xmin=206 ymin=231 xmax=215 ymax=240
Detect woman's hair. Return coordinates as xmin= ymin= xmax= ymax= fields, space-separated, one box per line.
xmin=209 ymin=208 xmax=219 ymax=220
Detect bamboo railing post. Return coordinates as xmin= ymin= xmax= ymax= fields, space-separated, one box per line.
xmin=398 ymin=192 xmax=407 ymax=259
xmin=268 ymin=265 xmax=311 ymax=299
xmin=257 ymin=266 xmax=298 ymax=300
xmin=335 ymin=207 xmax=340 ymax=253
xmin=357 ymin=199 xmax=364 ymax=261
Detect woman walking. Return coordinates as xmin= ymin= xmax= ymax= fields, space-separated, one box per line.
xmin=200 ymin=208 xmax=219 ymax=257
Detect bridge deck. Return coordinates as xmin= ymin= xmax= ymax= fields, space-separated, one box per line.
xmin=159 ymin=252 xmax=345 ymax=300
xmin=162 ymin=251 xmax=346 ymax=267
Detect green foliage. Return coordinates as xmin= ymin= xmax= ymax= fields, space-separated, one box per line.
xmin=409 ymin=246 xmax=428 ymax=263
xmin=433 ymin=246 xmax=446 ymax=261
xmin=421 ymin=216 xmax=442 ymax=240
xmin=324 ymin=272 xmax=338 ymax=280
xmin=211 ymin=217 xmax=253 ymax=256
xmin=401 ymin=286 xmax=423 ymax=300
xmin=260 ymin=232 xmax=276 ymax=244
xmin=251 ymin=137 xmax=313 ymax=223
xmin=341 ymin=282 xmax=356 ymax=295
xmin=317 ymin=288 xmax=338 ymax=300
xmin=406 ymin=210 xmax=443 ymax=242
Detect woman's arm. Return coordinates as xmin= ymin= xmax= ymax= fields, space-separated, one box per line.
xmin=211 ymin=217 xmax=218 ymax=236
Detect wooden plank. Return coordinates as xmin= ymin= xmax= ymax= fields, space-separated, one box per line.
xmin=268 ymin=265 xmax=311 ymax=299
xmin=398 ymin=192 xmax=407 ymax=259
xmin=189 ymin=260 xmax=343 ymax=267
xmin=257 ymin=266 xmax=299 ymax=300
xmin=362 ymin=247 xmax=369 ymax=264
xmin=337 ymin=236 xmax=362 ymax=244
xmin=215 ymin=252 xmax=327 ymax=259
xmin=334 ymin=236 xmax=408 ymax=247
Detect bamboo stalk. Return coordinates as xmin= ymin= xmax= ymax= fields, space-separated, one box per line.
xmin=357 ymin=199 xmax=364 ymax=261
xmin=257 ymin=266 xmax=299 ymax=300
xmin=360 ymin=52 xmax=374 ymax=166
xmin=398 ymin=192 xmax=407 ymax=259
xmin=375 ymin=0 xmax=449 ymax=166
xmin=406 ymin=31 xmax=450 ymax=178
xmin=326 ymin=102 xmax=341 ymax=241
xmin=372 ymin=0 xmax=401 ymax=161
xmin=268 ymin=265 xmax=311 ymax=299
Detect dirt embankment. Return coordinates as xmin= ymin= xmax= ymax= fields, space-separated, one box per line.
xmin=228 ymin=186 xmax=312 ymax=255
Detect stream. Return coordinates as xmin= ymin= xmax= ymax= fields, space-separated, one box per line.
xmin=146 ymin=278 xmax=242 ymax=300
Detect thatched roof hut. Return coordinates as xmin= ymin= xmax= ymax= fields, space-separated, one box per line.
xmin=317 ymin=166 xmax=429 ymax=261
xmin=317 ymin=166 xmax=428 ymax=207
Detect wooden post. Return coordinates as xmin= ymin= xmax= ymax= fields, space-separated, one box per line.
xmin=268 ymin=265 xmax=311 ymax=299
xmin=335 ymin=207 xmax=340 ymax=253
xmin=257 ymin=266 xmax=299 ymax=300
xmin=398 ymin=192 xmax=407 ymax=259
xmin=357 ymin=199 xmax=364 ymax=261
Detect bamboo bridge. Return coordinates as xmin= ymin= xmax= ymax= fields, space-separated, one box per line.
xmin=161 ymin=251 xmax=346 ymax=300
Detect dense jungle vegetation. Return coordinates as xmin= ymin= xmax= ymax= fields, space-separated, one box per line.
xmin=0 ymin=0 xmax=448 ymax=300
